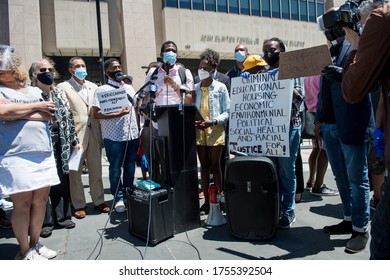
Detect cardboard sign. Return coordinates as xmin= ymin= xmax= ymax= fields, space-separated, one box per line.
xmin=229 ymin=73 xmax=293 ymax=157
xmin=95 ymin=88 xmax=129 ymax=114
xmin=278 ymin=45 xmax=332 ymax=79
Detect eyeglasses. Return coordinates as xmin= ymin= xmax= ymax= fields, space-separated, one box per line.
xmin=39 ymin=67 xmax=55 ymax=73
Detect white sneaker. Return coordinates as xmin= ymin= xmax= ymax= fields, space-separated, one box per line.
xmin=35 ymin=243 xmax=57 ymax=259
xmin=115 ymin=200 xmax=126 ymax=213
xmin=23 ymin=248 xmax=48 ymax=260
xmin=0 ymin=198 xmax=13 ymax=210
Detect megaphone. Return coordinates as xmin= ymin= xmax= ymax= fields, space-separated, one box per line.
xmin=205 ymin=183 xmax=226 ymax=226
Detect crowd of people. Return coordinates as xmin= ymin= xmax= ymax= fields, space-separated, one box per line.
xmin=0 ymin=0 xmax=389 ymax=260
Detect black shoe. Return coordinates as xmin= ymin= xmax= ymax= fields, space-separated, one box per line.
xmin=323 ymin=220 xmax=352 ymax=235
xmin=200 ymin=203 xmax=210 ymax=215
xmin=57 ymin=219 xmax=76 ymax=229
xmin=345 ymin=230 xmax=369 ymax=253
xmin=40 ymin=226 xmax=53 ymax=238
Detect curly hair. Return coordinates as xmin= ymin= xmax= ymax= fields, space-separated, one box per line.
xmin=199 ymin=48 xmax=220 ymax=68
xmin=0 ymin=50 xmax=28 ymax=87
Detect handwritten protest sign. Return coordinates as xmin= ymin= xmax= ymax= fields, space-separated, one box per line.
xmin=95 ymin=88 xmax=129 ymax=114
xmin=278 ymin=45 xmax=332 ymax=79
xmin=229 ymin=73 xmax=293 ymax=157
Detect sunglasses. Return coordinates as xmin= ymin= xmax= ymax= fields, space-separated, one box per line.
xmin=39 ymin=67 xmax=55 ymax=73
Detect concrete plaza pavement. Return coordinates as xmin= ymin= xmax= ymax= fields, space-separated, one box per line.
xmin=0 ymin=142 xmax=372 ymax=260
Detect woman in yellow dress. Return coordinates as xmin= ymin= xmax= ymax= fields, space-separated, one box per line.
xmin=194 ymin=49 xmax=230 ymax=214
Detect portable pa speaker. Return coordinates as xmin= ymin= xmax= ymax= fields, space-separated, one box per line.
xmin=225 ymin=156 xmax=279 ymax=240
xmin=126 ymin=186 xmax=174 ymax=245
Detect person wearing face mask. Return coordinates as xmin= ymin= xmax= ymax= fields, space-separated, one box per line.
xmin=194 ymin=49 xmax=230 ymax=215
xmin=226 ymin=44 xmax=249 ymax=80
xmin=29 ymin=58 xmax=82 ymax=237
xmin=57 ymin=57 xmax=108 ymax=219
xmin=194 ymin=49 xmax=231 ymax=199
xmin=0 ymin=46 xmax=60 ymax=260
xmin=92 ymin=58 xmax=139 ymax=213
xmin=262 ymin=38 xmax=305 ymax=229
xmin=141 ymin=41 xmax=194 ymax=182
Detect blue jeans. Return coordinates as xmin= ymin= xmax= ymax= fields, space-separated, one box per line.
xmin=271 ymin=126 xmax=301 ymax=216
xmin=104 ymin=138 xmax=139 ymax=202
xmin=321 ymin=124 xmax=370 ymax=231
xmin=370 ymin=176 xmax=390 ymax=259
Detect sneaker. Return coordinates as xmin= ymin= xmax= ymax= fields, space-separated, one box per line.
xmin=345 ymin=230 xmax=369 ymax=253
xmin=278 ymin=212 xmax=296 ymax=229
xmin=34 ymin=243 xmax=57 ymax=259
xmin=311 ymin=185 xmax=339 ymax=196
xmin=305 ymin=182 xmax=313 ymax=191
xmin=199 ymin=203 xmax=210 ymax=215
xmin=370 ymin=196 xmax=380 ymax=210
xmin=323 ymin=220 xmax=353 ymax=234
xmin=115 ymin=200 xmax=126 ymax=213
xmin=22 ymin=248 xmax=48 ymax=260
xmin=0 ymin=198 xmax=13 ymax=210
xmin=0 ymin=217 xmax=11 ymax=228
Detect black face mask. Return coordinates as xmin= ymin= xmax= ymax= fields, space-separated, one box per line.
xmin=37 ymin=72 xmax=54 ymax=85
xmin=264 ymin=52 xmax=280 ymax=66
xmin=107 ymin=70 xmax=124 ymax=82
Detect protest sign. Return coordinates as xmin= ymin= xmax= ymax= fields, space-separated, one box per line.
xmin=278 ymin=45 xmax=332 ymax=79
xmin=95 ymin=88 xmax=129 ymax=114
xmin=229 ymin=73 xmax=293 ymax=157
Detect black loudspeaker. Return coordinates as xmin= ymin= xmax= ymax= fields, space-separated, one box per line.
xmin=225 ymin=156 xmax=279 ymax=240
xmin=153 ymin=105 xmax=201 ymax=234
xmin=126 ymin=187 xmax=174 ymax=245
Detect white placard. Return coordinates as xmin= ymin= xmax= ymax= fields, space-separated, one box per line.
xmin=95 ymin=88 xmax=129 ymax=114
xmin=229 ymin=73 xmax=293 ymax=157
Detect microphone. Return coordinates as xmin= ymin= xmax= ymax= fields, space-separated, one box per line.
xmin=134 ymin=74 xmax=158 ymax=101
xmin=178 ymin=84 xmax=189 ymax=112
xmin=165 ymin=62 xmax=170 ymax=75
xmin=41 ymin=91 xmax=59 ymax=123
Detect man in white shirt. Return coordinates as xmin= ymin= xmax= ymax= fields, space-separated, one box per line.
xmin=92 ymin=58 xmax=139 ymax=213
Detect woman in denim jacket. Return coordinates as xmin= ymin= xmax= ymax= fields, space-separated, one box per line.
xmin=194 ymin=49 xmax=230 ymax=215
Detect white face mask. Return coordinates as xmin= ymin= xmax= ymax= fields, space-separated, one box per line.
xmin=198 ymin=69 xmax=210 ymax=80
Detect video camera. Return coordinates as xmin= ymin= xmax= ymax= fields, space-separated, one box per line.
xmin=317 ymin=0 xmax=360 ymax=41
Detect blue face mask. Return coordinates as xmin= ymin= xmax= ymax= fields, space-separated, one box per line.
xmin=37 ymin=72 xmax=54 ymax=85
xmin=162 ymin=51 xmax=177 ymax=66
xmin=74 ymin=68 xmax=88 ymax=80
xmin=234 ymin=50 xmax=246 ymax=62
